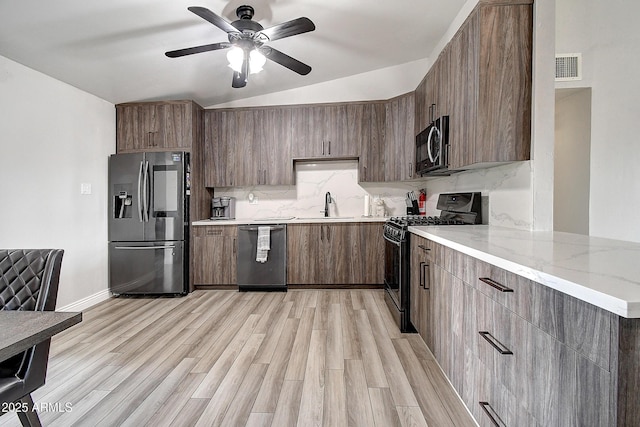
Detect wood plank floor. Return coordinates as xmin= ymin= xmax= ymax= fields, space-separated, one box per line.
xmin=0 ymin=290 xmax=476 ymax=427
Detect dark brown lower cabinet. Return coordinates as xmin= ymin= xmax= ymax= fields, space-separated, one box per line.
xmin=411 ymin=234 xmax=640 ymax=426
xmin=192 ymin=226 xmax=237 ymax=286
xmin=287 ymin=223 xmax=384 ymax=286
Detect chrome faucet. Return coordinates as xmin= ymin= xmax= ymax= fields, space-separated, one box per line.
xmin=324 ymin=192 xmax=332 ymax=217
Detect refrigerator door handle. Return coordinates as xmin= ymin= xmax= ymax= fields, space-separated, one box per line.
xmin=114 ymin=245 xmax=176 ymax=250
xmin=143 ymin=160 xmax=150 ymax=222
xmin=137 ymin=160 xmax=144 ymax=222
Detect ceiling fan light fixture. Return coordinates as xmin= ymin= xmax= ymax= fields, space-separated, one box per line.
xmin=249 ymin=49 xmax=266 ymax=74
xmin=226 ymin=47 xmax=244 ymax=72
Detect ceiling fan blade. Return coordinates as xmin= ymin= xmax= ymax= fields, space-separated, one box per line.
xmin=262 ymin=47 xmax=312 ymax=75
xmin=188 ymin=6 xmax=238 ymax=34
xmin=258 ymin=17 xmax=315 ymax=42
xmin=165 ymin=42 xmax=232 ymax=58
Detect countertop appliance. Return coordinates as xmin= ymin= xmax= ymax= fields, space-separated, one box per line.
xmin=383 ymin=192 xmax=481 ymax=332
xmin=108 ymin=151 xmax=189 ymax=296
xmin=237 ymin=224 xmax=287 ymax=291
xmin=416 ymin=115 xmax=450 ymax=176
xmin=211 ymin=196 xmax=236 ymax=220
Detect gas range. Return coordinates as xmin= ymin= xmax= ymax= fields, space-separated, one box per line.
xmin=383 ymin=192 xmax=482 ymax=333
xmin=383 ymin=215 xmax=466 ymax=243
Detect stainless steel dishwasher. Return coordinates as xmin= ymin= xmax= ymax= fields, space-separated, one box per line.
xmin=237 ymin=224 xmax=287 ymax=291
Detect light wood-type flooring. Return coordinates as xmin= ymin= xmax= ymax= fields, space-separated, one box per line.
xmin=0 ymin=290 xmax=475 ymax=426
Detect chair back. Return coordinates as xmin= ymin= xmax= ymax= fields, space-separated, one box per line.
xmin=0 ymin=249 xmax=63 ymax=312
xmin=0 ymin=249 xmax=64 ymax=380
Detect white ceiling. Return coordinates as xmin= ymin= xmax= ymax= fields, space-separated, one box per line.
xmin=0 ymin=0 xmax=468 ymax=107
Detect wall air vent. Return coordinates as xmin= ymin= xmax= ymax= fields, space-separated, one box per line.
xmin=555 ymin=53 xmax=582 ymax=81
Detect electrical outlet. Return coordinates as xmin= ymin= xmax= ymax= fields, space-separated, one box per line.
xmin=80 ymin=183 xmax=92 ymax=195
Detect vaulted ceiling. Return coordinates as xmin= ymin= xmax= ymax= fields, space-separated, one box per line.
xmin=0 ymin=0 xmax=468 ymax=106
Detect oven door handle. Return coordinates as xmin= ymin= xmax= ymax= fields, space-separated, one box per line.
xmin=383 ymin=233 xmax=402 ymax=246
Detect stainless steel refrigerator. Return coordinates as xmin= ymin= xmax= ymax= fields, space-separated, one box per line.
xmin=108 ymin=151 xmax=189 ymax=296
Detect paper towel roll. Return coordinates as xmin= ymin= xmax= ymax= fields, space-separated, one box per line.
xmin=364 ymin=194 xmax=371 ymax=216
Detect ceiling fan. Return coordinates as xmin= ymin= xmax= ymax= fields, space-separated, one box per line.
xmin=165 ymin=5 xmax=315 ymax=88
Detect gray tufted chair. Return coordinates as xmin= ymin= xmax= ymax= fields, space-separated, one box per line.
xmin=0 ymin=249 xmax=64 ymax=427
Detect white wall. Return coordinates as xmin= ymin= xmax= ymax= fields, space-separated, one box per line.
xmin=554 ymin=89 xmax=590 ymax=234
xmin=556 ymin=0 xmax=640 ymax=242
xmin=0 ymin=55 xmax=115 ymax=309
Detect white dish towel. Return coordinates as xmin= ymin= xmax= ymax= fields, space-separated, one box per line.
xmin=256 ymin=226 xmax=271 ymax=263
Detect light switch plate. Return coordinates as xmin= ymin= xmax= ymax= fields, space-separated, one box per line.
xmin=80 ymin=183 xmax=92 ymax=195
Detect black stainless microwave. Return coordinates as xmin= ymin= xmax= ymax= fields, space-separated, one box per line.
xmin=415 ymin=115 xmax=450 ymax=176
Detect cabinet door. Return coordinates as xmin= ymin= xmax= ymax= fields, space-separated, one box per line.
xmin=436 ymin=46 xmax=452 ymax=118
xmin=384 ymin=93 xmax=415 ymax=181
xmin=324 ymin=104 xmax=352 ymax=157
xmin=358 ymin=103 xmax=387 ymax=183
xmin=116 ymin=104 xmax=160 ymax=152
xmin=358 ymin=223 xmax=384 ymax=284
xmin=233 ymin=109 xmax=261 ymax=186
xmin=414 ymin=77 xmax=429 ymax=136
xmin=410 ymin=236 xmax=425 ymax=333
xmin=323 ymin=224 xmax=351 ymax=284
xmin=163 ymin=102 xmax=192 ymax=150
xmin=204 ymin=110 xmax=236 ymax=187
xmin=141 ymin=104 xmax=164 ymax=149
xmin=116 ymin=105 xmax=141 ymax=152
xmin=262 ymin=107 xmax=294 ymax=185
xmin=286 ymin=224 xmax=323 ymax=284
xmin=193 ymin=226 xmax=237 ymax=285
xmin=291 ymin=105 xmax=323 ymax=158
xmin=475 ymin=4 xmax=532 ymax=164
xmin=449 ymin=18 xmax=476 ymax=169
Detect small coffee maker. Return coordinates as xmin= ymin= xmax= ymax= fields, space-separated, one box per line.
xmin=211 ymin=197 xmax=236 ymax=219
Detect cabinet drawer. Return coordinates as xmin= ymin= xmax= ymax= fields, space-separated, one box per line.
xmin=533 ymin=286 xmax=612 ymax=371
xmin=472 ymin=292 xmax=529 ymax=402
xmin=452 ymin=248 xmax=476 ymax=286
xmin=473 ymin=356 xmax=536 ymax=427
xmin=475 ymin=260 xmax=533 ymax=321
xmin=193 ymin=225 xmax=237 ymax=237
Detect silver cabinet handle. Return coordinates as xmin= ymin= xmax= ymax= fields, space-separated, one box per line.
xmin=478 ymin=331 xmax=513 ymax=355
xmin=479 ymin=277 xmax=513 ymax=293
xmin=115 ymin=245 xmax=175 ymax=250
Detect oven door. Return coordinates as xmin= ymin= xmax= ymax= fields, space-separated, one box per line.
xmin=383 ymin=234 xmax=402 ymax=309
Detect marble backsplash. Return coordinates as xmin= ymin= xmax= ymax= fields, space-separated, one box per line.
xmin=212 ymin=160 xmax=533 ymax=228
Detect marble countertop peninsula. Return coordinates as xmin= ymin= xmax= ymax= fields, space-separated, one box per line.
xmin=193 ymin=216 xmax=388 ymax=226
xmin=409 ymin=225 xmax=640 ymax=318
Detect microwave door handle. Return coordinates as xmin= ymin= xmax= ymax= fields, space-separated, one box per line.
xmin=137 ymin=160 xmax=144 ymax=222
xmin=427 ymin=126 xmax=438 ymax=163
xmin=143 ymin=160 xmax=150 ymax=222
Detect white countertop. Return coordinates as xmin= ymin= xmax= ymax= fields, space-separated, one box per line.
xmin=408 ymin=225 xmax=640 ymax=318
xmin=192 ymin=216 xmax=388 ymax=226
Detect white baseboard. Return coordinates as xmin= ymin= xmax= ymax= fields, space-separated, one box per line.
xmin=57 ymin=289 xmax=112 ymax=312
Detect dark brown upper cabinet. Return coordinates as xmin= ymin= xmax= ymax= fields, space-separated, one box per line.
xmin=291 ymin=104 xmax=356 ymax=159
xmin=203 ymin=107 xmax=293 ymax=187
xmin=415 ymin=2 xmax=532 ymax=172
xmin=116 ymin=100 xmax=200 ymax=153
